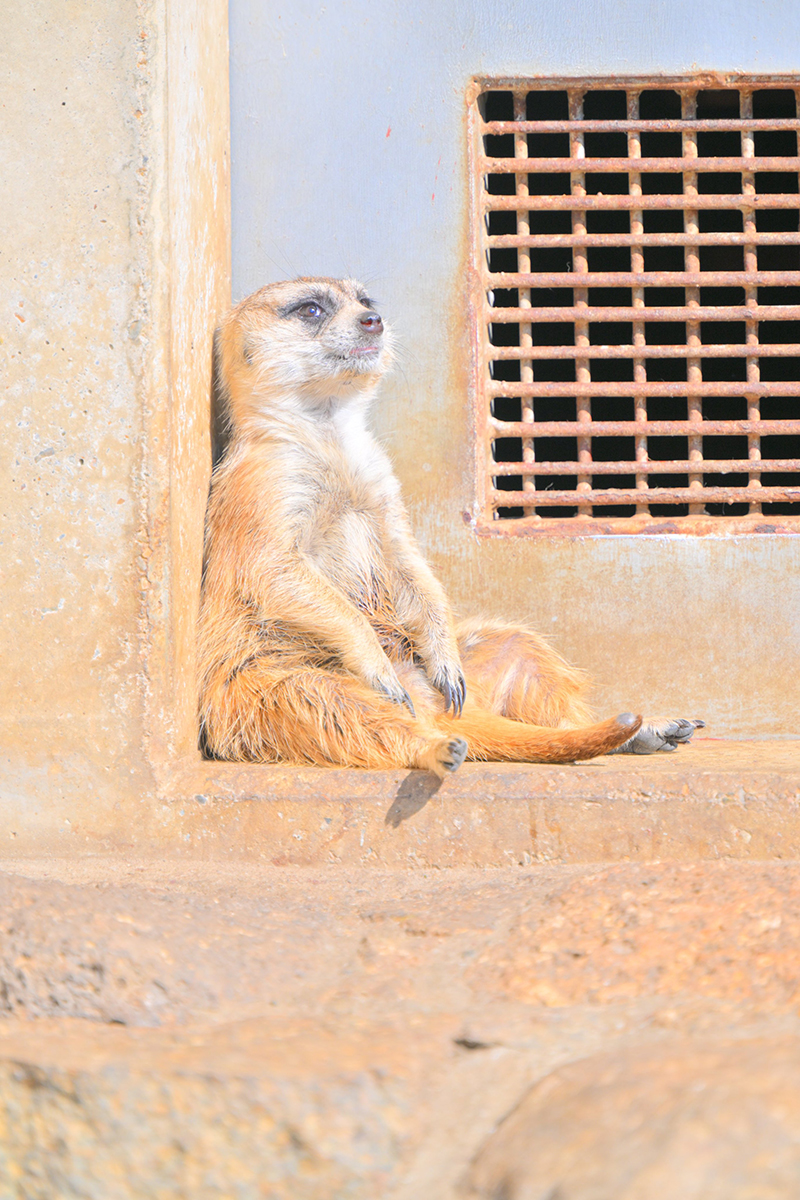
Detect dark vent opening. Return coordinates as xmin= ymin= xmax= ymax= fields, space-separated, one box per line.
xmin=480 ymin=78 xmax=800 ymax=528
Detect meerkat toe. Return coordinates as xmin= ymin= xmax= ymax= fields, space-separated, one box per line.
xmin=664 ymin=717 xmax=706 ymax=745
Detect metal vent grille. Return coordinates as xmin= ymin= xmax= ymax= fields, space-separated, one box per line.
xmin=470 ymin=78 xmax=800 ymax=533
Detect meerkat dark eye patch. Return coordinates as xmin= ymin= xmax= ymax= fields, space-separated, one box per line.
xmin=278 ymin=293 xmax=339 ymax=324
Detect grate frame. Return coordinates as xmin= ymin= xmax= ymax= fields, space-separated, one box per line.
xmin=467 ymin=74 xmax=800 ymax=536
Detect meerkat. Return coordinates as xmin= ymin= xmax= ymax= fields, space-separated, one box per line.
xmin=198 ymin=277 xmax=702 ymax=777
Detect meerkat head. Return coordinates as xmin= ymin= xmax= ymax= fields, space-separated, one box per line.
xmin=216 ymin=277 xmax=393 ymax=432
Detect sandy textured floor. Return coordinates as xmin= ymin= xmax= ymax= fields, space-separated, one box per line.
xmin=1 ymin=855 xmax=800 ymax=1196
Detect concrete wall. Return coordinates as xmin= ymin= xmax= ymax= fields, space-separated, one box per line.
xmin=230 ymin=0 xmax=800 ymax=737
xmin=0 ymin=0 xmax=230 ymax=847
xmin=1 ymin=0 xmax=798 ymax=854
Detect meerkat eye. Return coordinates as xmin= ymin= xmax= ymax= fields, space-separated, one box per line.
xmin=298 ymin=302 xmax=324 ymax=320
xmin=278 ymin=297 xmax=333 ymax=323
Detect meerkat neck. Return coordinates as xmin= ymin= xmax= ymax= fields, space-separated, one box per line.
xmin=227 ymin=382 xmax=377 ymax=448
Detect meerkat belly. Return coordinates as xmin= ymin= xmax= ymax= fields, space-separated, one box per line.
xmin=307 ymin=505 xmax=410 ymax=656
xmin=309 ymin=506 xmax=382 ymax=597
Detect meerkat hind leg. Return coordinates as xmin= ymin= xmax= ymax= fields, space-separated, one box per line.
xmin=203 ymin=663 xmax=469 ymax=776
xmin=456 ymin=620 xmax=593 ymax=728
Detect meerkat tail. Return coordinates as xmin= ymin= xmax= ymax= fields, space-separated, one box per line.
xmin=434 ymin=708 xmax=642 ymax=764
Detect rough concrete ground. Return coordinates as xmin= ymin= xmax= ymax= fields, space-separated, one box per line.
xmin=2 ymin=847 xmax=800 ymax=1197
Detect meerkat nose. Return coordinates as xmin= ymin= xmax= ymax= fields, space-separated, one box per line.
xmin=359 ymin=314 xmax=383 ymax=334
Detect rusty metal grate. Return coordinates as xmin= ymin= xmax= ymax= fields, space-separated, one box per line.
xmin=469 ymin=77 xmax=800 ymax=533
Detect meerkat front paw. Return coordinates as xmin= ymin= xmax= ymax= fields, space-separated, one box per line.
xmin=609 ymin=717 xmax=705 ymax=754
xmin=370 ymin=671 xmax=417 ymax=718
xmin=429 ymin=665 xmax=467 ymax=717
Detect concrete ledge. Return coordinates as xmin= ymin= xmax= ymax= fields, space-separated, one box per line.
xmin=5 ymin=741 xmax=798 ymax=863
xmin=133 ymin=741 xmax=800 ymax=863
xmin=0 ymin=1016 xmax=444 ymax=1199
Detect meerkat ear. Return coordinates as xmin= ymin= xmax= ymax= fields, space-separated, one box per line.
xmin=241 ymin=337 xmax=255 ymax=365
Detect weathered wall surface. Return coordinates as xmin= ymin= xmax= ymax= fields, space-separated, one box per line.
xmin=229 ymin=0 xmax=800 ymax=737
xmin=1 ymin=2 xmax=156 ymax=835
xmin=0 ymin=1 xmax=230 ymax=844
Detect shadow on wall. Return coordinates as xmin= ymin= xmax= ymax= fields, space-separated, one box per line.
xmin=210 ymin=331 xmax=232 ymax=473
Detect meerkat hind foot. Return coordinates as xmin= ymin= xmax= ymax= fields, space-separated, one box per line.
xmin=421 ymin=736 xmax=469 ymax=779
xmin=609 ymin=717 xmax=705 ymax=755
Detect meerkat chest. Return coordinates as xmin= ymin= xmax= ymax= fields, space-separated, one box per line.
xmin=306 ymin=466 xmax=386 ymax=586
xmin=310 ymin=506 xmax=380 ymax=596
xmin=302 ymin=412 xmax=397 ymax=588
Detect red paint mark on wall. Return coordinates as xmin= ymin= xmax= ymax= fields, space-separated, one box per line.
xmin=386 ymin=126 xmax=391 ymax=138
xmin=432 ymin=157 xmax=441 ymax=205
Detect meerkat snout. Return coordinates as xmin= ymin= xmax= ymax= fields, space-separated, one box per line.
xmin=359 ymin=312 xmax=383 ymax=334
xmin=351 ymin=310 xmax=384 ymax=360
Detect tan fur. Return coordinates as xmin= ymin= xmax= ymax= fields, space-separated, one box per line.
xmin=198 ymin=277 xmax=641 ymax=777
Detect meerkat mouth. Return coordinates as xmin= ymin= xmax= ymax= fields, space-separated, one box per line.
xmin=326 ymin=346 xmax=382 ymax=368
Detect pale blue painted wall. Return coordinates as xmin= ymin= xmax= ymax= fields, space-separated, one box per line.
xmin=230 ymin=0 xmax=800 ymax=299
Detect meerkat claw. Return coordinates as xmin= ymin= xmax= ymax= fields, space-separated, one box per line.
xmin=433 ymin=669 xmax=467 ymax=718
xmin=372 ymin=677 xmax=416 ymax=719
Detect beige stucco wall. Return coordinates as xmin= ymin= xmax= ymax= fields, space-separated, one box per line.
xmin=0 ymin=1 xmax=230 ymax=848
